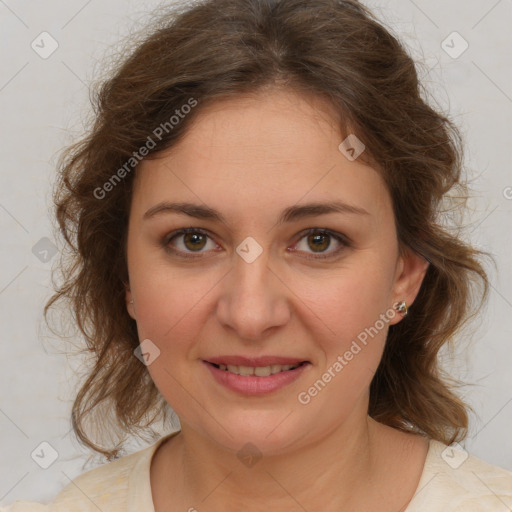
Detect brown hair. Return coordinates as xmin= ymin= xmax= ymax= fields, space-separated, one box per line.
xmin=45 ymin=0 xmax=489 ymax=460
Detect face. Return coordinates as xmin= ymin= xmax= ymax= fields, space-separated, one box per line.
xmin=125 ymin=88 xmax=428 ymax=455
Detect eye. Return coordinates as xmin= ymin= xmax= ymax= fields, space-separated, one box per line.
xmin=163 ymin=228 xmax=218 ymax=258
xmin=162 ymin=227 xmax=350 ymax=260
xmin=290 ymin=228 xmax=349 ymax=260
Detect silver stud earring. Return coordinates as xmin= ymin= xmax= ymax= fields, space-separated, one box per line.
xmin=395 ymin=300 xmax=408 ymax=317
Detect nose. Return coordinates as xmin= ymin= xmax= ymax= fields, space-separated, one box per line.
xmin=216 ymin=245 xmax=291 ymax=342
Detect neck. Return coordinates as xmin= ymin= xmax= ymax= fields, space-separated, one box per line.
xmin=155 ymin=409 xmax=401 ymax=511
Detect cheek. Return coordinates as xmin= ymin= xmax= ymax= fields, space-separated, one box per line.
xmin=129 ymin=267 xmax=212 ymax=408
xmin=302 ymin=258 xmax=396 ymax=394
xmin=310 ymin=258 xmax=395 ymax=339
xmin=127 ymin=233 xmax=217 ymax=336
xmin=294 ymin=270 xmax=394 ymax=418
xmin=132 ymin=270 xmax=213 ymax=347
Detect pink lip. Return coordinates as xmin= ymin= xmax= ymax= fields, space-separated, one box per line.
xmin=205 ymin=355 xmax=308 ymax=366
xmin=202 ymin=360 xmax=311 ymax=395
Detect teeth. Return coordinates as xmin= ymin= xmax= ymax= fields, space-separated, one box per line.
xmin=255 ymin=366 xmax=271 ymax=377
xmin=216 ymin=363 xmax=300 ymax=376
xmin=238 ymin=365 xmax=254 ymax=376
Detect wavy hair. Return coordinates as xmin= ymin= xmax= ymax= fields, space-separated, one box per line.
xmin=45 ymin=0 xmax=489 ymax=460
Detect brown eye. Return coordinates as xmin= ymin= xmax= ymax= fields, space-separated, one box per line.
xmin=163 ymin=228 xmax=218 ymax=258
xmin=292 ymin=229 xmax=349 ymax=260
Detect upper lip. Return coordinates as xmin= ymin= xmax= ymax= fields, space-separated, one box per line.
xmin=204 ymin=356 xmax=309 ymax=367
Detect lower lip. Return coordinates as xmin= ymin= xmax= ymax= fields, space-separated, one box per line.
xmin=203 ymin=361 xmax=310 ymax=395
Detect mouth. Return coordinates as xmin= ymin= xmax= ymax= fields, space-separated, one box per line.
xmin=205 ymin=360 xmax=309 ymax=377
xmin=203 ymin=357 xmax=311 ymax=395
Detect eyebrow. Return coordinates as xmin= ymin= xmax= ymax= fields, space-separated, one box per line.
xmin=143 ymin=200 xmax=369 ymax=225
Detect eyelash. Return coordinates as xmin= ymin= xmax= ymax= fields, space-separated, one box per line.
xmin=162 ymin=227 xmax=350 ymax=260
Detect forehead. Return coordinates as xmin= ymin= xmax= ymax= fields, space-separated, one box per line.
xmin=132 ymin=89 xmax=391 ymax=225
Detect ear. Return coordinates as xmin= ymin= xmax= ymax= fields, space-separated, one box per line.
xmin=388 ymin=247 xmax=429 ymax=326
xmin=125 ymin=285 xmax=137 ymax=320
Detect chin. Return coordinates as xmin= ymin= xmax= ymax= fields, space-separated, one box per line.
xmin=190 ymin=410 xmax=311 ymax=457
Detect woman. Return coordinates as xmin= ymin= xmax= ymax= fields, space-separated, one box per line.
xmin=4 ymin=0 xmax=512 ymax=510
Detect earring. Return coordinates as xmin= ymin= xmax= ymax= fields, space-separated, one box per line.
xmin=129 ymin=300 xmax=134 ymax=304
xmin=395 ymin=300 xmax=408 ymax=317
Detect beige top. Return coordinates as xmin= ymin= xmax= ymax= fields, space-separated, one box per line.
xmin=3 ymin=432 xmax=512 ymax=511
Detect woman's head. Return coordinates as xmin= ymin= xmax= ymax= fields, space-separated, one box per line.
xmin=46 ymin=0 xmax=488 ymax=459
xmin=124 ymin=87 xmax=430 ymax=454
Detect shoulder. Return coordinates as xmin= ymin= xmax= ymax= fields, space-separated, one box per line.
xmin=1 ymin=433 xmax=178 ymax=512
xmin=50 ymin=447 xmax=147 ymax=511
xmin=0 ymin=450 xmax=144 ymax=512
xmin=408 ymin=439 xmax=512 ymax=511
xmin=0 ymin=504 xmax=49 ymax=512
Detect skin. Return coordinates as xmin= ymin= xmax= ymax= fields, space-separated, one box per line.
xmin=125 ymin=87 xmax=430 ymax=511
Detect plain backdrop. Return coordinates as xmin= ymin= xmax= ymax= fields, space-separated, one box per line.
xmin=1 ymin=0 xmax=511 ymax=505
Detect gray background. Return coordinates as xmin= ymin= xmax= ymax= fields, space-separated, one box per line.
xmin=1 ymin=0 xmax=511 ymax=505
